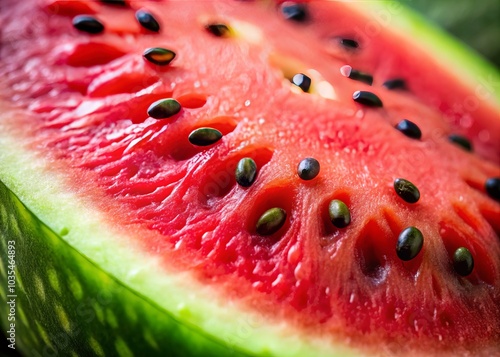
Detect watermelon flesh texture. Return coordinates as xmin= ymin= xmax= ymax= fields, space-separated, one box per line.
xmin=1 ymin=0 xmax=500 ymax=356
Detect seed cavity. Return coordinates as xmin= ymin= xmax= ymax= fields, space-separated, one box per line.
xmin=393 ymin=178 xmax=420 ymax=204
xmin=339 ymin=38 xmax=359 ymax=49
xmin=188 ymin=128 xmax=222 ymax=146
xmin=280 ymin=2 xmax=308 ymax=22
xmin=383 ymin=78 xmax=406 ymax=90
xmin=453 ymin=247 xmax=474 ymax=276
xmin=205 ymin=23 xmax=231 ymax=37
xmin=340 ymin=65 xmax=373 ymax=85
xmin=236 ymin=158 xmax=257 ymax=187
xmin=485 ymin=177 xmax=500 ymax=201
xmin=297 ymin=157 xmax=320 ymax=180
xmin=291 ymin=73 xmax=311 ymax=93
xmin=147 ymin=99 xmax=181 ymax=119
xmin=328 ymin=199 xmax=351 ymax=228
xmin=256 ymin=208 xmax=287 ymax=236
xmin=72 ymin=15 xmax=104 ymax=34
xmin=135 ymin=10 xmax=160 ymax=32
xmin=395 ymin=119 xmax=422 ymax=140
xmin=448 ymin=134 xmax=473 ymax=152
xmin=352 ymin=91 xmax=383 ymax=107
xmin=143 ymin=48 xmax=176 ymax=66
xmin=396 ymin=227 xmax=423 ymax=261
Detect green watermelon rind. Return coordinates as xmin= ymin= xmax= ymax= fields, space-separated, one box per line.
xmin=0 ymin=113 xmax=351 ymax=356
xmin=1 ymin=1 xmax=499 ymax=357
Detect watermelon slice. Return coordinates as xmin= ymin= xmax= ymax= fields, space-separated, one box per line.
xmin=1 ymin=0 xmax=499 ymax=356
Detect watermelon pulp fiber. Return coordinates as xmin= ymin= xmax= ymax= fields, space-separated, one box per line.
xmin=1 ymin=0 xmax=500 ymax=356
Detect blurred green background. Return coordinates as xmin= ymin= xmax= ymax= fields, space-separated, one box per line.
xmin=402 ymin=0 xmax=500 ymax=69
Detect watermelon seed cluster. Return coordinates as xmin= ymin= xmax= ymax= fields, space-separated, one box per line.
xmin=69 ymin=0 xmax=488 ymax=282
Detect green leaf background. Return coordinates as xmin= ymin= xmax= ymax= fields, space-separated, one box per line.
xmin=402 ymin=0 xmax=500 ymax=69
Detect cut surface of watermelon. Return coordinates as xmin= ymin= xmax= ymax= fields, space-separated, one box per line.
xmin=1 ymin=0 xmax=499 ymax=356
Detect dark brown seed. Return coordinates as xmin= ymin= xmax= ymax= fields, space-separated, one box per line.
xmin=383 ymin=78 xmax=407 ymax=90
xmin=340 ymin=65 xmax=373 ymax=85
xmin=396 ymin=227 xmax=423 ymax=261
xmin=256 ymin=208 xmax=287 ymax=236
xmin=188 ymin=128 xmax=222 ymax=146
xmin=328 ymin=200 xmax=351 ymax=228
xmin=297 ymin=158 xmax=320 ymax=180
xmin=352 ymin=91 xmax=383 ymax=107
xmin=395 ymin=119 xmax=422 ymax=140
xmin=394 ymin=178 xmax=420 ymax=204
xmin=280 ymin=2 xmax=308 ymax=22
xmin=485 ymin=177 xmax=500 ymax=201
xmin=147 ymin=99 xmax=181 ymax=119
xmin=339 ymin=38 xmax=359 ymax=49
xmin=72 ymin=15 xmax=104 ymax=34
xmin=135 ymin=10 xmax=160 ymax=32
xmin=448 ymin=134 xmax=473 ymax=152
xmin=143 ymin=48 xmax=176 ymax=66
xmin=453 ymin=247 xmax=474 ymax=276
xmin=235 ymin=158 xmax=257 ymax=187
xmin=101 ymin=0 xmax=127 ymax=6
xmin=205 ymin=24 xmax=231 ymax=37
xmin=291 ymin=73 xmax=311 ymax=92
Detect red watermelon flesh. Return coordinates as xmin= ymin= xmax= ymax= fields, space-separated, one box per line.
xmin=1 ymin=0 xmax=500 ymax=356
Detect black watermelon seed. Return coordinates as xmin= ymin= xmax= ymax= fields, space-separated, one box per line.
xmin=147 ymin=99 xmax=181 ymax=119
xmin=340 ymin=65 xmax=373 ymax=85
xmin=396 ymin=227 xmax=423 ymax=261
xmin=395 ymin=119 xmax=422 ymax=140
xmin=135 ymin=10 xmax=160 ymax=32
xmin=352 ymin=91 xmax=383 ymax=107
xmin=256 ymin=208 xmax=287 ymax=236
xmin=101 ymin=0 xmax=127 ymax=6
xmin=188 ymin=128 xmax=222 ymax=146
xmin=485 ymin=177 xmax=500 ymax=201
xmin=383 ymin=78 xmax=407 ymax=90
xmin=453 ymin=247 xmax=474 ymax=276
xmin=235 ymin=158 xmax=257 ymax=187
xmin=205 ymin=23 xmax=231 ymax=37
xmin=339 ymin=38 xmax=359 ymax=49
xmin=394 ymin=178 xmax=420 ymax=204
xmin=280 ymin=2 xmax=308 ymax=22
xmin=448 ymin=134 xmax=473 ymax=152
xmin=291 ymin=73 xmax=311 ymax=93
xmin=328 ymin=199 xmax=351 ymax=228
xmin=72 ymin=16 xmax=104 ymax=34
xmin=297 ymin=157 xmax=320 ymax=180
xmin=143 ymin=48 xmax=176 ymax=66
